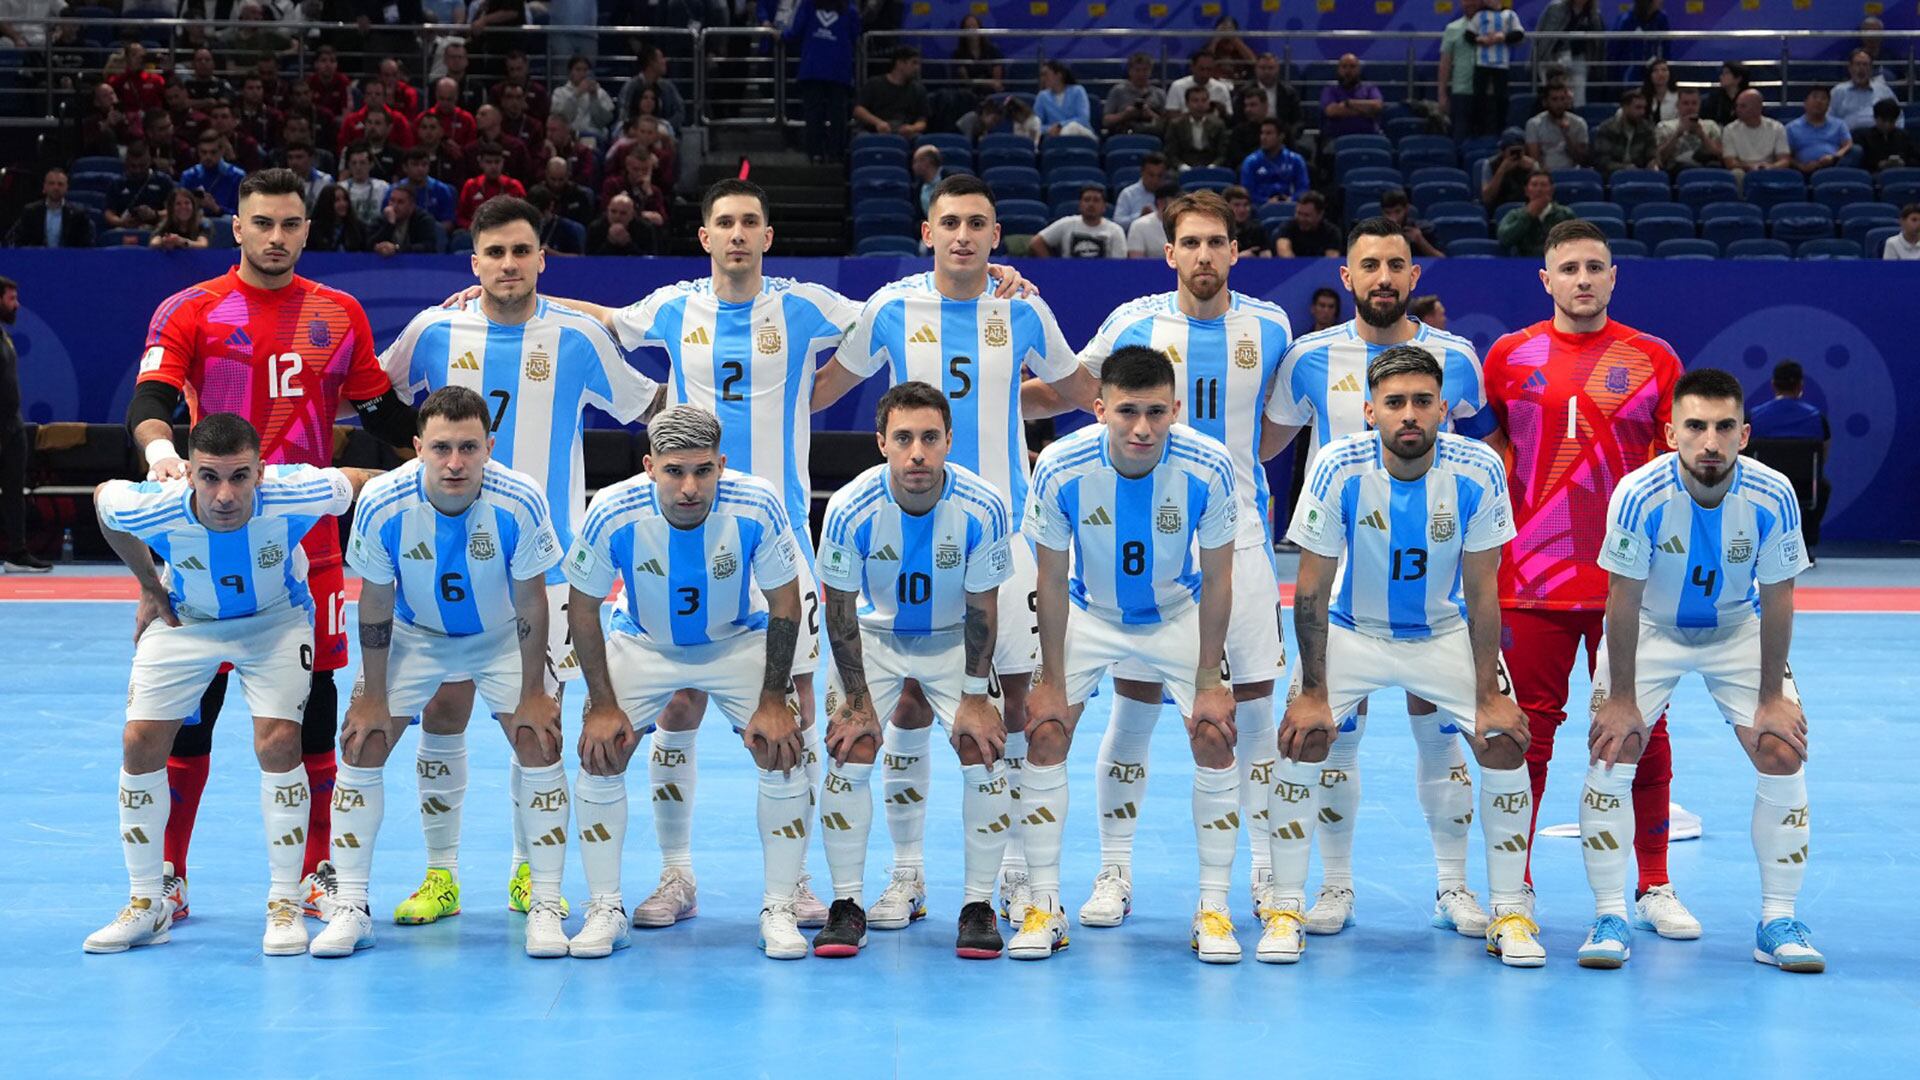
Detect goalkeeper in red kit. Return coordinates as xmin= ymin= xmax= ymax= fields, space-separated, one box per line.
xmin=1481 ymin=220 xmax=1700 ymax=939
xmin=125 ymin=168 xmax=419 ymax=921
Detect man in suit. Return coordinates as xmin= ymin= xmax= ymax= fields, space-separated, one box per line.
xmin=6 ymin=169 xmax=95 ymax=248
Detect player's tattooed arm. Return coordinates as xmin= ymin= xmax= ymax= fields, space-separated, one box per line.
xmin=362 ymin=620 xmax=393 ymax=648
xmin=760 ymin=580 xmax=803 ymax=697
xmin=963 ymin=590 xmax=998 ymax=679
xmin=823 ymin=585 xmax=869 ymax=708
xmin=355 ymin=580 xmax=398 ymax=701
xmin=1292 ymin=550 xmax=1337 ymax=695
xmin=568 ymin=587 xmax=619 ymax=708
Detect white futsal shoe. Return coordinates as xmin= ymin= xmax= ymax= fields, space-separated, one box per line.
xmin=759 ymin=901 xmax=808 ymax=960
xmin=1191 ymin=902 xmax=1242 ymax=964
xmin=83 ymin=897 xmax=173 ymax=954
xmin=1303 ymin=884 xmax=1355 ymax=935
xmin=998 ymin=869 xmax=1033 ymax=925
xmin=309 ymin=905 xmax=375 ymax=958
xmin=1077 ymin=865 xmax=1133 ymax=927
xmin=263 ymin=898 xmax=309 ymax=956
xmin=1432 ymin=886 xmax=1491 ymax=937
xmin=1007 ymin=904 xmax=1070 ymax=960
xmin=867 ymin=867 xmax=928 ymax=930
xmin=631 ymin=867 xmax=698 ymax=928
xmin=793 ymin=872 xmax=829 ymax=929
xmin=524 ymin=899 xmax=570 ymax=958
xmin=1633 ymin=884 xmax=1703 ymax=940
xmin=1255 ymin=905 xmax=1307 ymax=964
xmin=570 ymin=900 xmax=632 ymax=958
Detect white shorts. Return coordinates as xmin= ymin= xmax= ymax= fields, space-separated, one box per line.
xmin=1113 ymin=543 xmax=1285 ymax=688
xmin=996 ymin=536 xmax=1040 ymax=675
xmin=387 ymin=620 xmax=526 ymax=720
xmin=1062 ymin=603 xmax=1207 ymax=717
xmin=1319 ymin=623 xmax=1514 ymax=736
xmin=127 ymin=605 xmax=312 ymax=723
xmin=823 ymin=626 xmax=1002 ymax=735
xmin=1591 ymin=617 xmax=1801 ymax=728
xmin=607 ymin=630 xmax=776 ymax=736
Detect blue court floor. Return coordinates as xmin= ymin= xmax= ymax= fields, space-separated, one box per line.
xmin=2 ymin=563 xmax=1916 ymax=1078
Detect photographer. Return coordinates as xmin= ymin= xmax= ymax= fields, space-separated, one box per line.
xmin=1481 ymin=128 xmax=1538 ymax=210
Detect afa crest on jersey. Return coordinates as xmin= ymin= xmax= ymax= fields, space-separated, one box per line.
xmin=470 ymin=531 xmax=497 ymax=560
xmin=1727 ymin=536 xmax=1753 ymax=564
xmin=1605 ymin=365 xmax=1630 ymax=394
xmin=1431 ymin=510 xmax=1457 ymax=543
xmin=935 ymin=542 xmax=961 ymax=569
xmin=713 ymin=549 xmax=739 ymax=579
xmin=525 ymin=348 xmax=553 ymax=382
xmin=257 ymin=541 xmax=285 ymax=569
xmin=756 ymin=323 xmax=783 ymax=355
xmin=983 ymin=315 xmax=1010 ymax=349
xmin=1156 ymin=503 xmax=1183 ymax=534
xmin=1233 ymin=338 xmax=1259 ymax=370
xmin=308 ymin=319 xmax=331 ymax=349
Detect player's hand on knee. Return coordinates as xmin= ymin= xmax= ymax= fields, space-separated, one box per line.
xmin=1278 ymin=695 xmax=1336 ymax=761
xmin=341 ymin=694 xmax=392 ymax=764
xmin=512 ymin=692 xmax=563 ymax=761
xmin=1024 ymin=681 xmax=1069 ymax=734
xmin=950 ymin=696 xmax=1007 ymax=764
xmin=745 ymin=701 xmax=803 ymax=773
xmin=824 ymin=694 xmax=881 ymax=765
xmin=578 ymin=701 xmax=636 ymax=775
xmin=1588 ymin=695 xmax=1647 ymax=768
xmin=133 ymin=586 xmax=180 ymax=641
xmin=1188 ymin=686 xmax=1237 ymax=746
xmin=1474 ymin=694 xmax=1531 ymax=755
xmin=1752 ymin=696 xmax=1809 ymax=763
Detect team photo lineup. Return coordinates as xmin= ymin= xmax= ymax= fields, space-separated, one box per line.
xmin=82 ymin=161 xmax=1824 ymax=976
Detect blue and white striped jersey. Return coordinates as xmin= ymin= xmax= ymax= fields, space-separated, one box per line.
xmin=1026 ymin=424 xmax=1238 ymax=626
xmin=1078 ymin=291 xmax=1293 ymax=548
xmin=1287 ymin=432 xmax=1515 ymax=640
xmin=1266 ymin=319 xmax=1491 ymax=470
xmin=1598 ymin=453 xmax=1809 ymax=630
xmin=839 ymin=273 xmax=1079 ymax=527
xmin=566 ymin=469 xmax=800 ymax=646
xmin=98 ymin=464 xmax=353 ymax=622
xmin=817 ymin=461 xmax=1014 ymax=635
xmin=1470 ymin=7 xmax=1524 ymax=68
xmin=346 ymin=459 xmax=562 ymax=636
xmin=612 ymin=276 xmax=861 ymax=544
xmin=381 ymin=296 xmax=659 ymax=584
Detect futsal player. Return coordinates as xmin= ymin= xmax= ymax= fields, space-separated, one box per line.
xmin=126 ymin=168 xmax=420 ymax=923
xmin=85 ymin=414 xmax=371 ymax=954
xmin=811 ymin=381 xmax=1015 ymax=959
xmin=564 ymin=405 xmax=814 ymax=960
xmin=1579 ymin=368 xmax=1820 ymax=973
xmin=1019 ymin=346 xmax=1242 ymax=962
xmin=379 ymin=195 xmax=661 ymax=926
xmin=1481 ymin=219 xmax=1694 ymax=936
xmin=1261 ymin=217 xmax=1494 ymax=938
xmin=1270 ymin=346 xmax=1542 ymax=968
xmin=315 ymin=387 xmax=572 ymax=959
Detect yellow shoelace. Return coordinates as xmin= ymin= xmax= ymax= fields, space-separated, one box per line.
xmin=1196 ymin=909 xmax=1236 ymax=939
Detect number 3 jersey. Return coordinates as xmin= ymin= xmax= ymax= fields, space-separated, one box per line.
xmin=1286 ymin=431 xmax=1515 ymax=640
xmin=346 ymin=459 xmax=562 ymax=635
xmin=97 ymin=464 xmax=355 ymax=621
xmin=565 ymin=469 xmax=800 ymax=647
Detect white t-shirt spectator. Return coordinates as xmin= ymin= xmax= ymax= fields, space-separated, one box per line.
xmin=1036 ymin=215 xmax=1128 ymax=258
xmin=1525 ymin=111 xmax=1589 ymax=171
xmin=1126 ymin=212 xmax=1167 ymax=257
xmin=1884 ymin=232 xmax=1920 ymax=260
xmin=1166 ymin=75 xmax=1234 ymax=116
xmin=1722 ymin=116 xmax=1790 ymax=167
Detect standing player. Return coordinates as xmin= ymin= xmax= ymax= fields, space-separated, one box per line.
xmin=811 ymin=381 xmax=1015 ymax=959
xmin=314 ymin=387 xmax=572 ymax=959
xmin=1270 ymin=346 xmax=1542 ymax=968
xmin=1481 ymin=219 xmax=1693 ymax=936
xmin=1020 ymin=347 xmax=1242 ymax=962
xmin=85 ymin=415 xmax=371 ymax=954
xmin=380 ymin=195 xmax=661 ymax=927
xmin=125 ymin=168 xmax=420 ymax=922
xmin=1579 ymin=368 xmax=1819 ymax=973
xmin=564 ymin=406 xmax=815 ymax=961
xmin=1260 ymin=216 xmax=1494 ymax=938
xmin=816 ymin=173 xmax=1092 ymax=928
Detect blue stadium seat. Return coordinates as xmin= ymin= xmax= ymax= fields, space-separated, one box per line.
xmin=1430 ymin=216 xmax=1489 ymax=248
xmin=1676 ymin=168 xmax=1739 ymax=209
xmin=1798 ymin=238 xmax=1862 ymax=259
xmin=1700 ymin=200 xmax=1762 ymax=222
xmin=1046 ymin=165 xmax=1107 ymax=188
xmin=854 ymin=235 xmax=921 ymax=256
xmin=1046 ymin=179 xmax=1105 ymax=205
xmin=1334 ymin=148 xmax=1394 ymax=181
xmin=1655 ymin=238 xmax=1719 ymax=259
xmin=68 ymin=171 xmax=121 ymax=195
xmin=1344 ymin=166 xmax=1403 ymax=189
xmin=1838 ymin=201 xmax=1900 ymax=224
xmin=1180 ymin=166 xmax=1237 ymax=192
xmin=1399 ymin=134 xmax=1456 ymax=160
xmin=852 ymin=202 xmax=917 ymax=241
xmin=1408 ymin=165 xmax=1470 ymax=188
xmin=1629 ymin=201 xmax=1693 ymax=223
xmin=1448 ymin=237 xmax=1502 ymax=257
xmin=1049 ymin=199 xmax=1081 ymax=221
xmin=65 ymin=189 xmax=108 ymax=212
xmin=1609 ymin=238 xmax=1649 ymax=258
xmin=851 ymin=165 xmax=907 ymax=186
xmin=1505 ymin=95 xmax=1537 ymax=128
xmin=1743 ymin=170 xmax=1808 ymax=210
xmin=1632 ymin=217 xmax=1694 ymax=247
xmin=1702 ymin=215 xmax=1765 ymax=247
xmin=1808 ymin=166 xmax=1872 ymax=190
xmin=1109 ymin=166 xmax=1141 ymax=192
xmin=1607 ymin=167 xmax=1668 ymax=192
xmin=71 ymin=155 xmax=124 ymax=176
xmin=1876 ymin=166 xmax=1920 ymax=204
xmin=996 ymin=198 xmax=1049 ymax=222
xmin=1588 ymin=216 xmax=1629 ymax=240
xmin=982 ymin=166 xmax=1043 ymax=201
xmin=1351 ymin=202 xmax=1383 ymax=223
xmin=1569 ymin=201 xmax=1624 ymax=221
xmin=1385 ymin=116 xmax=1430 ymax=143
xmin=1396 ymin=143 xmax=1457 ymax=172
xmin=1103 ymin=148 xmax=1148 ymax=173
xmin=977 ymin=146 xmax=1037 ymax=172
xmin=917 ymin=133 xmax=970 ymax=156
xmin=850 ymin=145 xmax=908 ymax=171
xmin=1425 ymin=201 xmax=1485 ymax=221
xmin=997 ymin=213 xmax=1048 ymax=238
xmin=1610 ymin=181 xmax=1673 ymax=211
xmin=1726 ymin=238 xmax=1792 ymax=259
xmin=1865 ymin=225 xmax=1901 ymax=258
xmin=1410 ymin=180 xmax=1471 ymax=211
xmin=1333 ymin=134 xmax=1392 ymax=154
xmin=1550 ymin=168 xmax=1604 ymax=204
xmin=1494 ymin=201 xmax=1523 ymax=222
xmin=852 ymin=175 xmax=911 ymax=201
xmin=1842 ymin=215 xmax=1896 ymax=248
xmin=978 ymin=133 xmax=1037 ymax=154
xmin=850 ymin=132 xmax=909 ymax=155
xmin=1811 ymin=180 xmax=1873 ymax=213
xmin=99 ymin=228 xmax=152 ymax=247
xmin=1104 ymin=133 xmax=1163 ymax=156
xmin=1576 ymin=104 xmax=1614 ymax=129
xmin=1768 ymin=202 xmax=1834 ymax=246
xmin=1040 ymin=133 xmax=1099 ymax=157
xmin=1039 ymin=147 xmax=1099 ymax=173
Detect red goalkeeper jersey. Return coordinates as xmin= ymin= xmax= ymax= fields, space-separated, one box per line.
xmin=1484 ymin=318 xmax=1682 ymax=611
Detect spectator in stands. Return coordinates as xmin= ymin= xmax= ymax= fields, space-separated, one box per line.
xmin=617 ymin=45 xmax=687 ymax=132
xmin=360 ymin=110 xmax=404 ymax=180
xmin=1241 ymin=52 xmax=1302 ymax=141
xmin=1481 ymin=126 xmax=1539 ymax=208
xmin=1035 ymin=60 xmax=1094 ymax=139
xmin=109 ymin=41 xmax=168 ymax=116
xmin=1114 ymin=151 xmax=1170 ymax=225
xmin=1167 ymin=51 xmax=1232 ymax=118
xmin=6 ymin=168 xmax=92 ymax=248
xmin=469 ymin=104 xmax=533 ymax=184
xmin=1861 ymin=98 xmax=1916 ymax=173
xmin=435 ymin=38 xmax=485 ymax=111
xmin=626 ymin=84 xmax=677 ymax=139
xmin=1496 ymin=169 xmax=1573 ymax=256
xmin=527 ymin=189 xmax=584 ymax=256
xmin=911 ymin=144 xmax=942 ymax=216
xmin=0 ymin=0 xmax=54 ymax=48
xmin=1104 ymin=51 xmax=1166 ymax=135
xmin=1534 ymin=0 xmax=1605 ymax=106
xmin=161 ymin=82 xmax=206 ymax=146
xmin=1163 ymin=85 xmax=1227 ymax=171
xmin=1320 ymin=53 xmax=1384 ymax=140
xmin=786 ymin=0 xmax=859 ymax=164
xmin=1409 ymin=293 xmax=1447 ymax=329
xmin=1786 ymin=86 xmax=1853 ymax=175
xmin=1469 ymin=0 xmax=1525 ymax=137
xmin=369 ymin=182 xmax=439 ymax=255
xmin=531 ymin=156 xmax=593 ymax=225
xmin=588 ymin=192 xmax=654 ymax=256
xmin=426 ymin=77 xmax=480 ymax=148
xmin=534 ymin=113 xmax=595 ymax=188
xmin=1641 ymin=58 xmax=1678 ymax=124
xmin=1439 ymin=0 xmax=1480 ymax=139
xmin=1526 ymin=82 xmax=1590 ymax=170
xmin=1240 ymin=117 xmax=1310 ymax=204
xmin=182 ymin=47 xmax=231 ymax=112
xmin=342 ymin=80 xmax=415 ymax=149
xmin=600 ymin=150 xmax=666 ymax=234
xmin=235 ymin=74 xmax=284 ymax=151
xmin=306 ymin=183 xmax=367 ymax=252
xmin=1274 ymin=190 xmax=1342 ymax=257
xmin=456 ymin=143 xmax=525 ymax=228
xmin=281 ymin=87 xmax=336 ymax=158
xmin=1222 ymin=185 xmax=1272 ymax=256
xmin=1831 ymin=49 xmax=1899 ymax=133
xmin=283 ymin=142 xmax=332 ymax=209
xmin=143 ymin=110 xmax=190 ymax=176
xmin=413 ymin=113 xmax=466 ymax=188
xmin=1723 ymin=88 xmax=1791 ymax=176
xmin=378 ymin=58 xmax=422 ymax=119
xmin=551 ymin=55 xmax=616 ymax=145
xmin=105 ymin=141 xmax=173 ymax=230
xmin=855 ymin=46 xmax=930 ymax=139
xmin=275 ymin=115 xmax=333 ymax=172
xmin=964 ymin=93 xmax=1040 ymax=145
xmin=0 ymin=275 xmax=42 ymax=571
xmin=1207 ymin=14 xmax=1256 ymax=82
xmin=1307 ymin=287 xmax=1342 ymax=332
xmin=1610 ymin=0 xmax=1669 ymax=89
xmin=1884 ymin=203 xmax=1920 ymax=259
xmin=180 ymin=132 xmax=246 ymax=216
xmin=1029 ymin=185 xmax=1127 ymax=258
xmin=606 ymin=115 xmax=676 ymax=193
xmin=391 ymin=147 xmax=457 ymax=230
xmin=1379 ymin=188 xmax=1443 ymax=257
xmin=223 ymin=2 xmax=296 ymax=69
xmin=306 ymin=43 xmax=353 ymax=119
xmin=341 ymin=145 xmax=391 ymax=228
xmin=1746 ymin=359 xmax=1830 ymax=554
xmin=490 ymin=50 xmax=550 ymax=121
xmin=949 ymin=13 xmax=1005 ymax=100
xmin=498 ymin=84 xmax=544 ymax=150
xmin=149 ymin=187 xmax=211 ymax=250
xmin=1126 ymin=182 xmax=1179 ymax=257
xmin=1224 ymin=90 xmax=1270 ymax=167
xmin=78 ymin=82 xmax=131 ymax=159
xmin=1701 ymin=60 xmax=1747 ymax=127
xmin=1655 ymin=86 xmax=1724 ymax=173
xmin=206 ymin=101 xmax=266 ymax=171
xmin=1593 ymin=88 xmax=1657 ymax=175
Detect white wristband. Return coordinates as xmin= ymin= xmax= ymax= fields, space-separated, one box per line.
xmin=963 ymin=674 xmax=992 ymax=696
xmin=145 ymin=440 xmax=181 ymax=468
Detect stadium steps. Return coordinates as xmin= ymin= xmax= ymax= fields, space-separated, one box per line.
xmin=679 ymin=157 xmax=851 ymax=257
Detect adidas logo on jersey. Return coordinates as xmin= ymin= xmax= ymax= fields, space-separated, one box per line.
xmin=682 ymin=327 xmax=712 ymax=345
xmin=637 ymin=558 xmax=664 ymax=575
xmin=909 ymin=325 xmax=938 ymax=344
xmin=1523 ymin=370 xmax=1549 ymax=393
xmin=1081 ymin=506 xmax=1113 ymax=526
xmin=450 ymin=351 xmax=480 ymax=371
xmin=872 ymin=544 xmax=900 ymax=561
xmin=1658 ymin=536 xmax=1686 ymax=554
xmin=402 ymin=542 xmax=433 ymax=561
xmin=225 ymin=328 xmax=253 ymax=349
xmin=1331 ymin=374 xmax=1361 ymax=393
xmin=1359 ymin=510 xmax=1387 ymax=530
xmin=174 ymin=556 xmax=207 ymax=571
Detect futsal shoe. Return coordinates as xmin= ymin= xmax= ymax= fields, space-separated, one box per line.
xmin=301 ymin=860 xmax=341 ymax=920
xmin=867 ymin=867 xmax=927 ymax=930
xmin=524 ymin=899 xmax=570 ymax=958
xmin=1754 ymin=918 xmax=1826 ymax=974
xmin=1304 ymin=884 xmax=1355 ymax=935
xmin=793 ymin=873 xmax=829 ymax=929
xmin=1485 ymin=911 xmax=1547 ymax=968
xmin=83 ymin=897 xmax=173 ymax=954
xmin=1077 ymin=864 xmax=1132 ymax=927
xmin=1576 ymin=915 xmax=1633 ymax=969
xmin=812 ymin=899 xmax=869 ymax=958
xmin=1007 ymin=904 xmax=1069 ymax=960
xmin=1255 ymin=906 xmax=1306 ymax=964
xmin=956 ymin=901 xmax=1004 ymax=959
xmin=569 ymin=901 xmax=632 ymax=959
xmin=162 ymin=861 xmax=188 ymax=923
xmin=997 ymin=869 xmax=1033 ymax=925
xmin=263 ymin=898 xmax=309 ymax=956
xmin=1250 ymin=868 xmax=1277 ymax=921
xmin=510 ymin=862 xmax=570 ymax=918
xmin=1432 ymin=887 xmax=1491 ymax=937
xmin=393 ymin=868 xmax=461 ymax=925
xmin=631 ymin=867 xmax=697 ymax=928
xmin=760 ymin=902 xmax=808 ymax=960
xmin=1191 ymin=903 xmax=1242 ymax=964
xmin=309 ymin=905 xmax=375 ymax=958
xmin=1633 ymin=884 xmax=1703 ymax=940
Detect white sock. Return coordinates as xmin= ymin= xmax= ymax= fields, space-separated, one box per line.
xmin=1019 ymin=760 xmax=1069 ymax=912
xmin=1580 ymin=762 xmax=1637 ymax=918
xmin=960 ymin=761 xmax=1013 ymax=903
xmin=1410 ymin=715 xmax=1473 ymax=891
xmin=1234 ymin=697 xmax=1276 ymax=876
xmin=519 ymin=761 xmax=569 ymax=905
xmin=1094 ymin=694 xmax=1160 ymax=869
xmin=881 ymin=722 xmax=932 ymax=871
xmin=508 ymin=757 xmax=527 ymax=867
xmin=800 ymin=719 xmax=823 ymax=797
xmin=1753 ymin=769 xmax=1809 ymax=922
xmin=819 ymin=760 xmax=874 ymax=901
xmin=417 ymin=731 xmax=466 ymax=877
xmin=118 ymin=767 xmax=168 ymax=901
xmin=573 ymin=770 xmax=628 ymax=908
xmin=1193 ymin=763 xmax=1239 ymax=908
xmin=1316 ymin=712 xmax=1363 ymax=890
xmin=330 ymin=762 xmax=384 ymax=909
xmin=1477 ymin=764 xmax=1532 ymax=912
xmin=1000 ymin=729 xmax=1028 ymax=872
xmin=1267 ymin=758 xmax=1320 ymax=909
xmin=649 ymin=728 xmax=698 ymax=870
xmin=758 ymin=767 xmax=810 ymax=907
xmin=260 ymin=764 xmax=311 ymax=903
